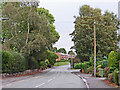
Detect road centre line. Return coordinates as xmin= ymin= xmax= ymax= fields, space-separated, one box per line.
xmin=35 ymin=83 xmax=45 ymax=88
xmin=48 ymin=79 xmax=53 ymax=82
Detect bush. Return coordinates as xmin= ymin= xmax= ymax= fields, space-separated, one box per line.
xmin=40 ymin=61 xmax=45 ymax=69
xmin=82 ymin=62 xmax=88 ymax=73
xmin=68 ymin=58 xmax=71 ymax=63
xmin=74 ymin=63 xmax=82 ymax=69
xmin=87 ymin=66 xmax=93 ymax=74
xmin=109 ymin=66 xmax=117 ymax=73
xmin=101 ymin=60 xmax=107 ymax=69
xmin=2 ymin=50 xmax=26 ymax=74
xmin=97 ymin=65 xmax=101 ymax=70
xmin=56 ymin=59 xmax=67 ymax=62
xmin=45 ymin=59 xmax=50 ymax=68
xmin=108 ymin=73 xmax=114 ymax=82
xmin=90 ymin=54 xmax=94 ymax=66
xmin=104 ymin=67 xmax=109 ymax=77
xmin=46 ymin=50 xmax=58 ymax=65
xmin=113 ymin=70 xmax=119 ymax=85
xmin=107 ymin=51 xmax=119 ymax=69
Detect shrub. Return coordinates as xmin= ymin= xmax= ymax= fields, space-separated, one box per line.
xmin=96 ymin=72 xmax=100 ymax=77
xmin=101 ymin=60 xmax=107 ymax=69
xmin=108 ymin=73 xmax=114 ymax=82
xmin=97 ymin=65 xmax=101 ymax=70
xmin=90 ymin=54 xmax=94 ymax=66
xmin=68 ymin=58 xmax=71 ymax=63
xmin=56 ymin=59 xmax=67 ymax=62
xmin=46 ymin=50 xmax=58 ymax=65
xmin=45 ymin=59 xmax=50 ymax=68
xmin=82 ymin=62 xmax=88 ymax=73
xmin=29 ymin=56 xmax=39 ymax=69
xmin=2 ymin=50 xmax=26 ymax=74
xmin=87 ymin=66 xmax=93 ymax=74
xmin=74 ymin=63 xmax=82 ymax=69
xmin=40 ymin=61 xmax=45 ymax=69
xmin=107 ymin=51 xmax=119 ymax=69
xmin=109 ymin=67 xmax=116 ymax=73
xmin=113 ymin=70 xmax=119 ymax=85
xmin=104 ymin=67 xmax=109 ymax=77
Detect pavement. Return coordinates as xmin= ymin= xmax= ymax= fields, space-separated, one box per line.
xmin=73 ymin=72 xmax=115 ymax=88
xmin=1 ymin=65 xmax=87 ymax=88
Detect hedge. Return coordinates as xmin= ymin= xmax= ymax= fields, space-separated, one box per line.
xmin=74 ymin=63 xmax=82 ymax=69
xmin=1 ymin=50 xmax=26 ymax=74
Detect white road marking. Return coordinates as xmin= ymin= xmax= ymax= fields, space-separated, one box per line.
xmin=82 ymin=79 xmax=87 ymax=82
xmin=48 ymin=79 xmax=53 ymax=82
xmin=35 ymin=83 xmax=45 ymax=88
xmin=82 ymin=78 xmax=89 ymax=88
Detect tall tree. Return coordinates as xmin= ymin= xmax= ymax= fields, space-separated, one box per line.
xmin=70 ymin=5 xmax=120 ymax=61
xmin=68 ymin=50 xmax=75 ymax=55
xmin=52 ymin=47 xmax=57 ymax=53
xmin=37 ymin=8 xmax=60 ymax=50
xmin=2 ymin=2 xmax=59 ymax=69
xmin=57 ymin=48 xmax=67 ymax=54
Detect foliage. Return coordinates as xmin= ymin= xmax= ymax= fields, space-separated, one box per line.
xmin=82 ymin=62 xmax=88 ymax=73
xmin=56 ymin=59 xmax=67 ymax=62
xmin=52 ymin=47 xmax=58 ymax=53
xmin=96 ymin=65 xmax=101 ymax=70
xmin=70 ymin=5 xmax=119 ymax=61
xmin=68 ymin=58 xmax=71 ymax=63
xmin=108 ymin=51 xmax=117 ymax=67
xmin=87 ymin=66 xmax=93 ymax=74
xmin=101 ymin=60 xmax=107 ymax=69
xmin=113 ymin=70 xmax=119 ymax=85
xmin=73 ymin=59 xmax=81 ymax=63
xmin=107 ymin=51 xmax=119 ymax=73
xmin=90 ymin=54 xmax=94 ymax=66
xmin=37 ymin=8 xmax=60 ymax=46
xmin=1 ymin=50 xmax=26 ymax=74
xmin=103 ymin=67 xmax=109 ymax=77
xmin=57 ymin=48 xmax=67 ymax=54
xmin=46 ymin=50 xmax=58 ymax=66
xmin=108 ymin=73 xmax=114 ymax=82
xmin=68 ymin=50 xmax=75 ymax=55
xmin=74 ymin=63 xmax=82 ymax=69
xmin=54 ymin=62 xmax=69 ymax=66
xmin=45 ymin=59 xmax=50 ymax=68
xmin=2 ymin=2 xmax=60 ymax=70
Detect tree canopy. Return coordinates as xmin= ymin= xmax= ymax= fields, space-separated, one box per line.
xmin=70 ymin=5 xmax=120 ymax=61
xmin=68 ymin=50 xmax=75 ymax=55
xmin=2 ymin=2 xmax=60 ymax=69
xmin=57 ymin=48 xmax=67 ymax=54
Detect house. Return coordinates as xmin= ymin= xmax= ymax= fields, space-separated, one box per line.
xmin=56 ymin=53 xmax=75 ymax=61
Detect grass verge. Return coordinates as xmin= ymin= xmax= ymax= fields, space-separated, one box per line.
xmin=54 ymin=62 xmax=69 ymax=66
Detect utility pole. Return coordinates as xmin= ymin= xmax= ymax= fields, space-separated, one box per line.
xmin=94 ymin=20 xmax=96 ymax=77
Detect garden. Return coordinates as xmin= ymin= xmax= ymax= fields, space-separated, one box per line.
xmin=73 ymin=51 xmax=120 ymax=86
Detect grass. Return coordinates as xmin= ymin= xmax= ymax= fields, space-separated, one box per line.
xmin=54 ymin=62 xmax=69 ymax=66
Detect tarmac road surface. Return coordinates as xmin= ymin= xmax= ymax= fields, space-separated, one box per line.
xmin=2 ymin=65 xmax=86 ymax=88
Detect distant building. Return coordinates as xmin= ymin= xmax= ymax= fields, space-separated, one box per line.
xmin=56 ymin=53 xmax=75 ymax=61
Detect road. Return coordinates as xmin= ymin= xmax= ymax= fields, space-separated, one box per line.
xmin=2 ymin=65 xmax=87 ymax=88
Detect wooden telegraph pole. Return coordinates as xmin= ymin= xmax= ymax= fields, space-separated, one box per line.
xmin=93 ymin=19 xmax=96 ymax=77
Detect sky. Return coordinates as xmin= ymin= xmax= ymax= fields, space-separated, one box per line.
xmin=39 ymin=0 xmax=120 ymax=52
